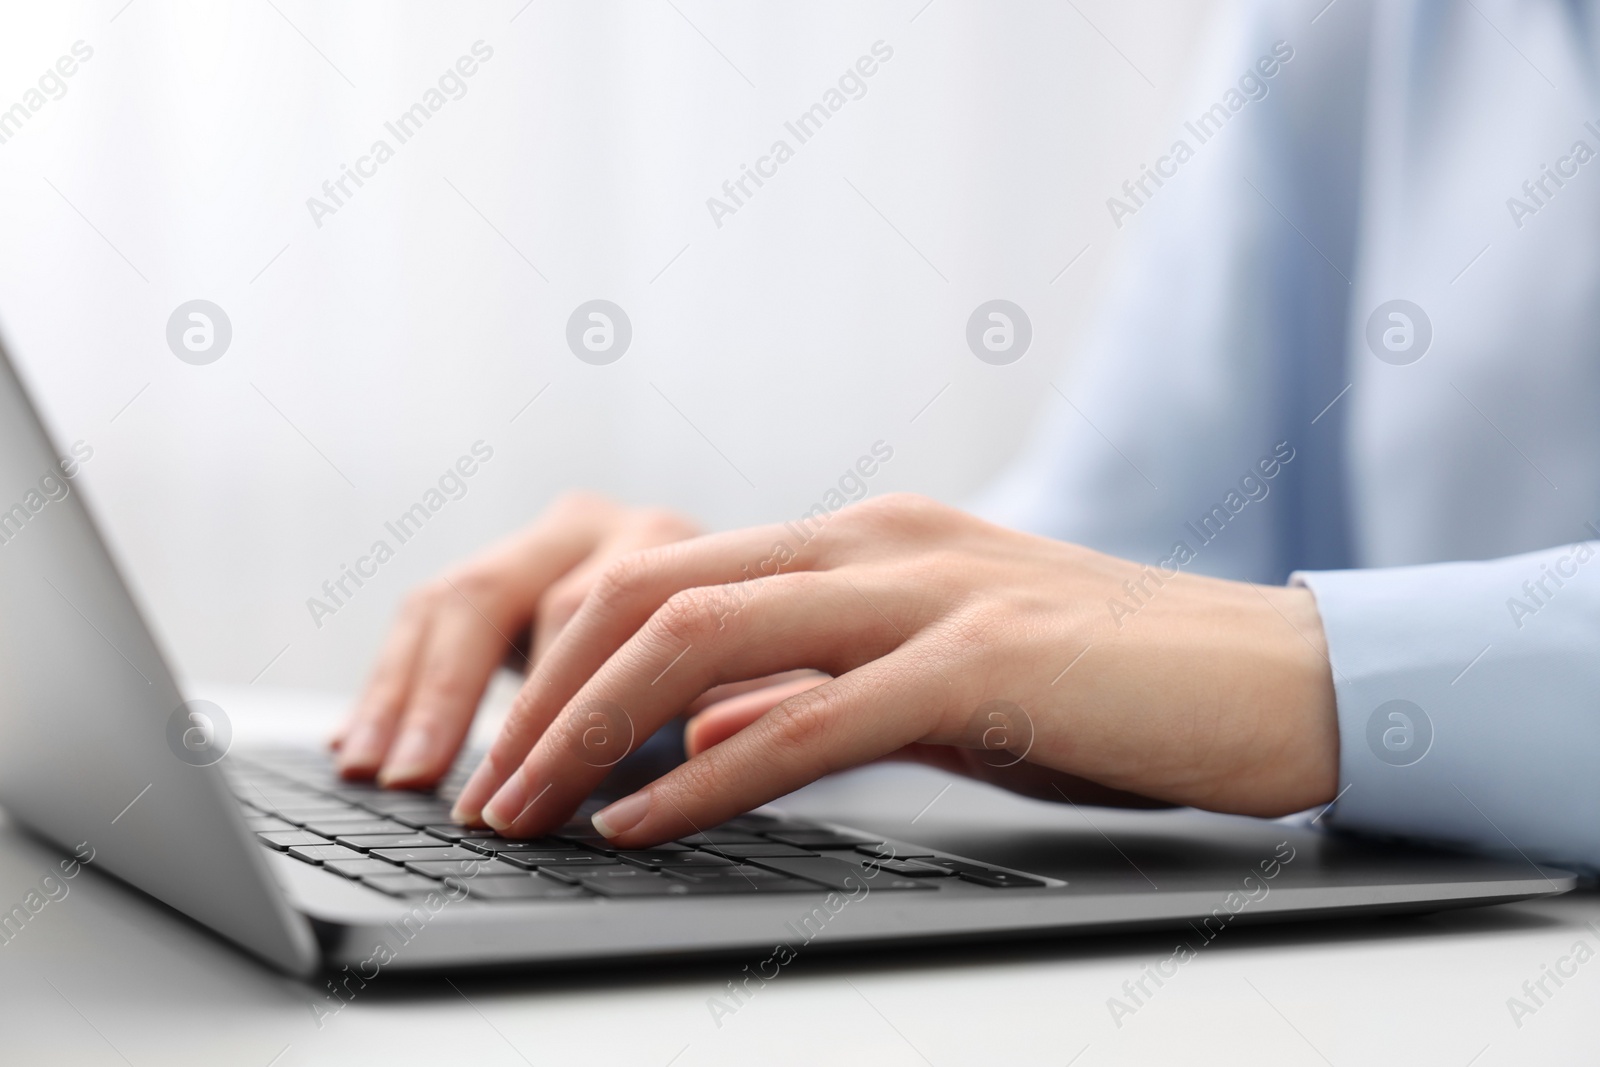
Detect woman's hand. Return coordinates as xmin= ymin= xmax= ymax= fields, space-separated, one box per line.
xmin=447 ymin=494 xmax=1339 ymax=845
xmin=331 ymin=493 xmax=699 ymax=786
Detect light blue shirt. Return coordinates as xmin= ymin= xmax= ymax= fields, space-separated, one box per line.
xmin=976 ymin=0 xmax=1600 ymax=873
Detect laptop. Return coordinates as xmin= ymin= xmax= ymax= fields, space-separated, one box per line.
xmin=0 ymin=334 xmax=1573 ymax=978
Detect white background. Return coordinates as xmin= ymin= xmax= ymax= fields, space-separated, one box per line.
xmin=0 ymin=0 xmax=1216 ymax=694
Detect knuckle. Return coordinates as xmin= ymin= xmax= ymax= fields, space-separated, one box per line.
xmin=883 ymin=492 xmax=951 ymax=523
xmin=537 ymin=580 xmax=589 ymax=627
xmin=589 ymin=549 xmax=661 ymax=608
xmin=652 ymin=588 xmax=722 ymax=645
xmin=441 ymin=565 xmax=502 ymax=604
xmin=842 ymin=492 xmax=948 ymax=532
xmin=762 ymin=690 xmax=836 ymax=758
xmin=629 ymin=508 xmax=698 ymax=542
xmin=671 ymin=753 xmax=734 ymax=804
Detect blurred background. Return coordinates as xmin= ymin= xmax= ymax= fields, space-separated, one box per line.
xmin=0 ymin=0 xmax=1217 ymax=694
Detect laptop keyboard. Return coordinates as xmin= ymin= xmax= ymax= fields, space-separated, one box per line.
xmin=225 ymin=749 xmax=1050 ymax=903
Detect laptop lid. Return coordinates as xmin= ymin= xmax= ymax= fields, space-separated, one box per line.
xmin=0 ymin=328 xmax=318 ymax=976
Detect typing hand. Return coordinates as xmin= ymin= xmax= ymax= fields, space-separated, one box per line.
xmin=331 ymin=493 xmax=698 ymax=787
xmin=448 ymin=494 xmax=1338 ymax=846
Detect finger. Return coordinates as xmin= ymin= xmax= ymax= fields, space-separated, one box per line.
xmin=478 ymin=570 xmax=877 ymax=834
xmin=685 ymin=675 xmax=828 ymax=756
xmin=338 ymin=498 xmax=616 ymax=779
xmin=593 ymin=653 xmax=951 ymax=846
xmin=531 ymin=512 xmax=697 ymax=664
xmin=685 ymin=669 xmax=826 ymax=715
xmin=376 ymin=589 xmax=520 ymax=787
xmin=530 ymin=557 xmax=610 ymax=667
xmin=450 ymin=523 xmax=810 ymax=821
xmin=336 ymin=589 xmax=434 ymax=776
xmin=472 ymin=569 xmax=901 ymax=835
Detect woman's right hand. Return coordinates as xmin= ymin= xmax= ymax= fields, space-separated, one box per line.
xmin=331 ymin=492 xmax=700 ymax=787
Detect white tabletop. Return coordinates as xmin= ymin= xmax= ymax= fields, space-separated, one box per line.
xmin=1 ymin=687 xmax=1595 ymax=1066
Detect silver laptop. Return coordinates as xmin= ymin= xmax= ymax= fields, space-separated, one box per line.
xmin=0 ymin=332 xmax=1572 ymax=977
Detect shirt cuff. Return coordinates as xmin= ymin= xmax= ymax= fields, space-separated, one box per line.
xmin=1293 ymin=544 xmax=1600 ymax=874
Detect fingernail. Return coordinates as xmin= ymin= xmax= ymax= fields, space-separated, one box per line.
xmin=337 ymin=724 xmax=381 ymax=774
xmin=377 ymin=728 xmax=432 ymax=786
xmin=592 ymin=791 xmax=651 ymax=840
xmin=451 ymin=760 xmax=496 ymax=824
xmin=482 ymin=769 xmax=531 ymax=832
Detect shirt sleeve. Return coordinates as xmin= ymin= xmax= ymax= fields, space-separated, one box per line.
xmin=967 ymin=0 xmax=1368 ymax=583
xmin=1295 ymin=542 xmax=1600 ymax=874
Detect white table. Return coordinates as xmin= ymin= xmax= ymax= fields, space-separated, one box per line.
xmin=1 ymin=687 xmax=1594 ymax=1066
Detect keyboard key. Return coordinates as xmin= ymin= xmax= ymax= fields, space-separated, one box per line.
xmin=910 ymin=857 xmax=1048 ymax=888
xmin=457 ymin=837 xmax=581 ymax=855
xmin=766 ymin=830 xmax=882 ymax=850
xmin=301 ymin=818 xmax=411 ymax=837
xmin=422 ymin=825 xmax=503 ymax=843
xmin=324 ymin=859 xmax=401 ymax=879
xmin=914 ymin=858 xmax=987 ymax=874
xmin=243 ymin=815 xmax=295 ymax=833
xmin=353 ymin=793 xmax=447 ymax=811
xmin=334 ymin=834 xmax=441 ymax=851
xmin=702 ymin=843 xmax=820 ymax=859
xmin=362 ymin=873 xmax=450 ymax=898
xmin=369 ymin=846 xmax=487 ymax=864
xmin=246 ymin=792 xmax=329 ymax=806
xmin=458 ymin=876 xmax=591 ymax=901
xmin=855 ymin=843 xmax=935 ymax=861
xmin=495 ymin=852 xmax=623 ymax=870
xmin=554 ymin=834 xmax=622 ymax=852
xmin=258 ymin=830 xmax=331 ymax=851
xmin=268 ymin=811 xmax=364 ymax=828
xmin=324 ymin=782 xmax=385 ymax=796
xmin=663 ymin=865 xmax=800 ymax=885
xmin=375 ymin=810 xmax=457 ymax=830
xmin=350 ymin=793 xmax=451 ymax=819
xmin=616 ymin=851 xmax=734 ymax=869
xmin=555 ymin=864 xmax=655 ymax=882
xmin=664 ymin=875 xmax=823 ymax=894
xmin=405 ymin=858 xmax=523 ymax=880
xmin=676 ymin=831 xmax=768 ymax=846
xmin=535 ymin=862 xmax=635 ymax=884
xmin=955 ymin=869 xmax=1048 ymax=889
xmin=544 ymin=838 xmax=676 ymax=856
xmin=865 ymin=859 xmax=956 ymax=877
xmin=287 ymin=844 xmax=366 ymax=865
xmin=270 ymin=805 xmax=365 ymax=821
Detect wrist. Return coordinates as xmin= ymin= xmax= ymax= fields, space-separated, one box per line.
xmin=1249 ymin=584 xmax=1339 ymax=814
